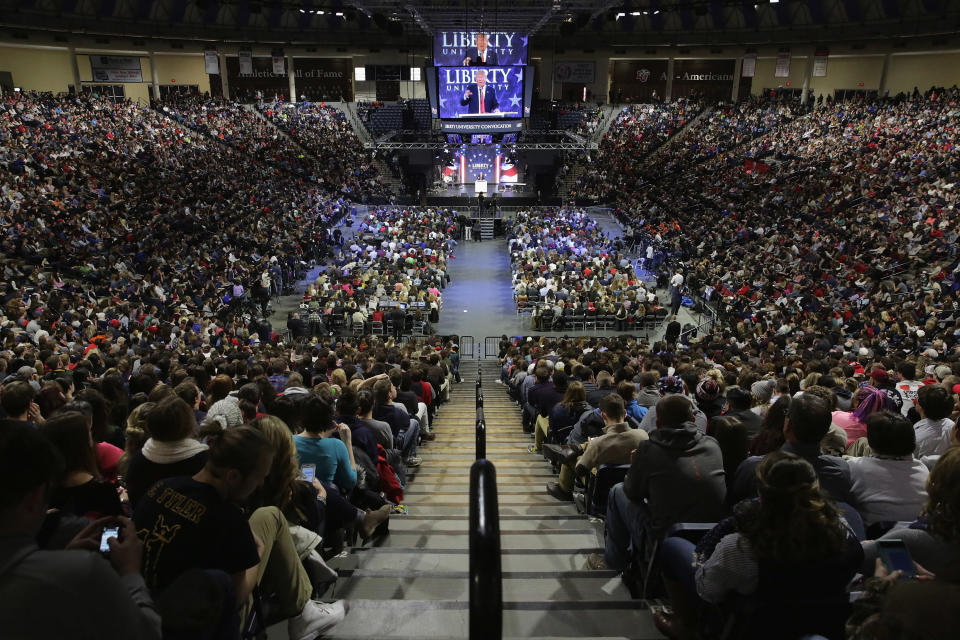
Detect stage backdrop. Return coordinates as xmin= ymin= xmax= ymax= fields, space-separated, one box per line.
xmin=437 ymin=66 xmax=524 ymax=119
xmin=445 ymin=145 xmax=520 ymax=184
xmin=434 ymin=31 xmax=529 ymax=67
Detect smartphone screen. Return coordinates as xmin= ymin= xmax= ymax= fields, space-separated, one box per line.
xmin=877 ymin=539 xmax=916 ymax=579
xmin=99 ymin=526 xmax=120 ymax=554
xmin=301 ymin=464 xmax=316 ymax=483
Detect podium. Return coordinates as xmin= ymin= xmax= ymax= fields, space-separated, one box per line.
xmin=474 ymin=179 xmax=487 ymax=194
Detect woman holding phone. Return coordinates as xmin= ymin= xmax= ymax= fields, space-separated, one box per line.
xmin=293 ymin=395 xmax=388 ymax=540
xmin=294 ymin=395 xmax=357 ymax=492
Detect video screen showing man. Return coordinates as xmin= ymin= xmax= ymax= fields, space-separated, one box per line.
xmin=463 ymin=33 xmax=498 ymax=66
xmin=461 ymin=70 xmax=499 ymax=115
xmin=434 ymin=31 xmax=528 ymax=67
xmin=438 ymin=66 xmax=523 ymax=119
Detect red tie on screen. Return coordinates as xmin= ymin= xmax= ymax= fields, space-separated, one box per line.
xmin=480 ymin=88 xmax=485 ymax=114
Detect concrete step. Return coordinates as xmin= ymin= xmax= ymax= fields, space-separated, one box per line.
xmin=331 ymin=548 xmax=606 ymax=573
xmin=408 ymin=463 xmax=553 ymax=474
xmin=368 ymin=531 xmax=600 ymax=550
xmin=386 ymin=516 xmax=597 ymax=533
xmin=390 ymin=504 xmax=580 ymax=517
xmin=398 ymin=494 xmax=570 ymax=507
xmin=402 ymin=483 xmax=550 ymax=494
xmin=333 ymin=574 xmax=632 ymax=602
xmin=418 ymin=451 xmax=537 ymax=459
xmin=318 ymin=599 xmax=662 ymax=639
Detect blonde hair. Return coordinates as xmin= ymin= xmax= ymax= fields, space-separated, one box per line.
xmin=330 ymin=368 xmax=348 ymax=388
xmin=248 ymin=415 xmax=300 ymax=512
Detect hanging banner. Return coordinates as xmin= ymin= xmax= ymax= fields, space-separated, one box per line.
xmin=89 ymin=55 xmax=143 ymax=82
xmin=204 ymin=50 xmax=220 ymax=75
xmin=553 ymin=61 xmax=597 ymax=84
xmin=813 ymin=50 xmax=829 ymax=77
xmin=741 ymin=54 xmax=756 ymax=78
xmin=774 ymin=52 xmax=791 ymax=78
xmin=239 ymin=50 xmax=253 ymax=75
xmin=272 ymin=49 xmax=285 ymax=75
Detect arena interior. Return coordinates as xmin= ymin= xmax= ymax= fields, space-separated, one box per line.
xmin=2 ymin=1 xmax=960 ymax=639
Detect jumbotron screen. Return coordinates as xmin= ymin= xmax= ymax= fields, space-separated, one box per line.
xmin=433 ymin=31 xmax=528 ymax=67
xmin=437 ymin=66 xmax=525 ymax=120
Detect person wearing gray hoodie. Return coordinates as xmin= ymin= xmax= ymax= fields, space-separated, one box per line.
xmin=590 ymin=395 xmax=727 ymax=572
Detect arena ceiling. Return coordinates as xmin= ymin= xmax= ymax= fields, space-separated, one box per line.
xmin=1 ymin=0 xmax=958 ymax=48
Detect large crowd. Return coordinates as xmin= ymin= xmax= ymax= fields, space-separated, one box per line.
xmin=516 ymin=85 xmax=960 ymax=639
xmin=3 ymin=78 xmax=960 ymax=640
xmin=294 ymin=206 xmax=460 ymax=337
xmin=259 ymin=101 xmax=389 ymax=199
xmin=0 ymin=91 xmax=466 ymax=638
xmin=507 ymin=208 xmax=673 ymax=332
xmin=499 ymin=331 xmax=960 ymax=639
xmin=569 ymin=99 xmax=704 ymax=201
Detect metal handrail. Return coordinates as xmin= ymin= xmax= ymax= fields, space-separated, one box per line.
xmin=476 ymin=363 xmax=485 ymax=460
xmin=469 ymin=459 xmax=502 ymax=640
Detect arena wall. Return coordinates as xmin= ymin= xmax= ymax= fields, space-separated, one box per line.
xmin=0 ymin=45 xmax=74 ymax=93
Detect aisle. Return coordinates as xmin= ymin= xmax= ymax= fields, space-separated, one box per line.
xmin=322 ymin=360 xmax=664 ymax=639
xmin=431 ymin=239 xmax=518 ymax=338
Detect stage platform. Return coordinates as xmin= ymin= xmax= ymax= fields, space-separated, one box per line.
xmin=426 ymin=184 xmax=556 ymax=208
xmin=429 ymin=184 xmax=534 ymax=198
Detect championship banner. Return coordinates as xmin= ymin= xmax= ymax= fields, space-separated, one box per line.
xmin=813 ymin=50 xmax=829 ymax=77
xmin=437 ymin=66 xmax=524 ymax=119
xmin=239 ymin=50 xmax=253 ymax=76
xmin=774 ymin=52 xmax=791 ymax=78
xmin=89 ymin=55 xmax=143 ymax=83
xmin=741 ymin=54 xmax=756 ymax=78
xmin=554 ymin=61 xmax=596 ymax=84
xmin=204 ymin=50 xmax=220 ymax=75
xmin=272 ymin=49 xmax=285 ymax=75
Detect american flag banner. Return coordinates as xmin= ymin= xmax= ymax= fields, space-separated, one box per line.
xmin=500 ymin=160 xmax=518 ymax=183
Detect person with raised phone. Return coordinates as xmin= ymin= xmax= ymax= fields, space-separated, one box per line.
xmin=0 ymin=423 xmax=161 ymax=639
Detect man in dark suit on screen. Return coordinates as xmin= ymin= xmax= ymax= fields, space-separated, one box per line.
xmin=463 ymin=33 xmax=499 ymax=66
xmin=460 ymin=70 xmax=500 ymax=115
